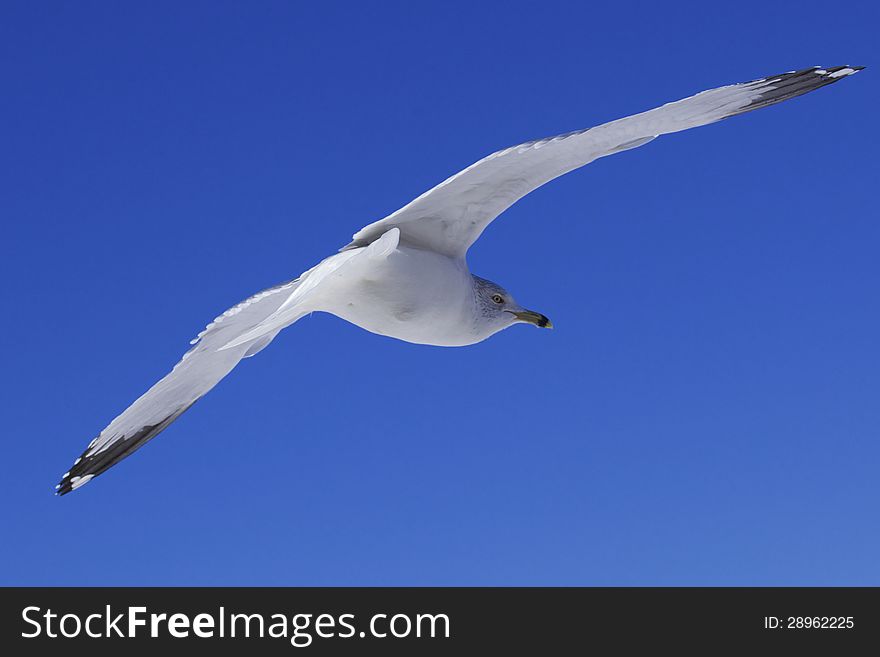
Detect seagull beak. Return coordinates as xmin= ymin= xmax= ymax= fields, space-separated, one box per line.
xmin=510 ymin=310 xmax=553 ymax=329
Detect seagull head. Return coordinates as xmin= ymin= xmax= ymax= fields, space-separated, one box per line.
xmin=472 ymin=275 xmax=552 ymax=336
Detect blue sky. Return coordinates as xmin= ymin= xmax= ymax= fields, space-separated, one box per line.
xmin=1 ymin=1 xmax=877 ymax=585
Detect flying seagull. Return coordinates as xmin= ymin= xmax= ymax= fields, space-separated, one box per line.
xmin=57 ymin=65 xmax=863 ymax=495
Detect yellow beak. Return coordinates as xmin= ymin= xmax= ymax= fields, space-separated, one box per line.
xmin=510 ymin=310 xmax=553 ymax=329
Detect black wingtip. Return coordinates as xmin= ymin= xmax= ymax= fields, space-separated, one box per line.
xmin=820 ymin=65 xmax=864 ymax=76
xmin=55 ymin=401 xmax=196 ymax=497
xmin=55 ymin=456 xmax=95 ymax=496
xmin=730 ymin=65 xmax=864 ymax=118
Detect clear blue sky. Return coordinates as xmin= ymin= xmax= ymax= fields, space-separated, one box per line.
xmin=1 ymin=1 xmax=877 ymax=585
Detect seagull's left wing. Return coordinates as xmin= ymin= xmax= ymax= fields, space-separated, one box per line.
xmin=344 ymin=65 xmax=863 ymax=258
xmin=55 ymin=277 xmax=304 ymax=495
xmin=56 ymin=240 xmax=387 ymax=495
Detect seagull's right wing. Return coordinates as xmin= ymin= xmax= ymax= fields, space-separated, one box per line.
xmin=345 ymin=65 xmax=863 ymax=258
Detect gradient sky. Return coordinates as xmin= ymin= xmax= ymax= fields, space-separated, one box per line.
xmin=2 ymin=1 xmax=877 ymax=585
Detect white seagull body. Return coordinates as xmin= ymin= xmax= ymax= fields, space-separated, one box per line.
xmin=57 ymin=65 xmax=863 ymax=494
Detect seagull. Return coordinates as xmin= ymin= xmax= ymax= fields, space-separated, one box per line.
xmin=57 ymin=65 xmax=863 ymax=495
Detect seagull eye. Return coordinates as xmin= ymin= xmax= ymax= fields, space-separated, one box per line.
xmin=491 ymin=294 xmax=504 ymax=304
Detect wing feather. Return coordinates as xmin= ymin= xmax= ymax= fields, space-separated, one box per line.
xmin=56 ymin=277 xmax=303 ymax=494
xmin=345 ymin=65 xmax=863 ymax=257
